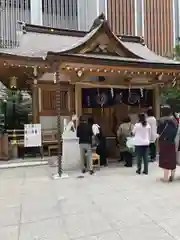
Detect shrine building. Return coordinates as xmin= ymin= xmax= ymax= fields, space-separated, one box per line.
xmin=0 ymin=14 xmax=180 ymax=159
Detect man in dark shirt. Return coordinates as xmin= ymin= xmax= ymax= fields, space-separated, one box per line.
xmin=77 ymin=116 xmax=94 ymax=174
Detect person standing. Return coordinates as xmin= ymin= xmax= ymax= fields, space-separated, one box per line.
xmin=88 ymin=117 xmax=107 ymax=166
xmin=117 ymin=117 xmax=134 ymax=167
xmin=146 ymin=109 xmax=157 ymax=162
xmin=133 ymin=113 xmax=151 ymax=175
xmin=158 ymin=106 xmax=178 ymax=182
xmin=76 ymin=116 xmax=94 ymax=175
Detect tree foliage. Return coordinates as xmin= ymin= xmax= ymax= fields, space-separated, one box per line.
xmin=161 ymin=87 xmax=180 ymax=112
xmin=0 ymin=88 xmax=31 ymax=130
xmin=161 ymin=41 xmax=180 ymax=111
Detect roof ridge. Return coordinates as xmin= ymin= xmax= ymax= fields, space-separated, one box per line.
xmin=18 ymin=13 xmax=106 ymax=37
xmin=18 ymin=21 xmax=87 ymax=37
xmin=18 ymin=20 xmax=145 ymax=44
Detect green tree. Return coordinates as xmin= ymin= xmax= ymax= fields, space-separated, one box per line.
xmin=172 ymin=42 xmax=180 ymax=60
xmin=0 ymin=88 xmax=31 ymax=130
xmin=161 ymin=41 xmax=180 ymax=111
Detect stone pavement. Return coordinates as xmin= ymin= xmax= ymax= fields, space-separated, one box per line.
xmin=0 ymin=163 xmax=180 ymax=240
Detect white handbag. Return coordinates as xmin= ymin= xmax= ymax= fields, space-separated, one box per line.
xmin=126 ymin=137 xmax=135 ymax=151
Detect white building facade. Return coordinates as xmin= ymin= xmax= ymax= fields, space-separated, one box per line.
xmin=0 ymin=0 xmax=107 ymax=48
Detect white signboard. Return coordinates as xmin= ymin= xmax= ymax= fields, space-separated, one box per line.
xmin=24 ymin=124 xmax=42 ymax=147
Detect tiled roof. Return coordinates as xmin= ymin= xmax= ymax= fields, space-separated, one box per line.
xmin=121 ymin=41 xmax=176 ymax=63
xmin=0 ymin=14 xmax=179 ymax=66
xmin=0 ymin=32 xmax=81 ymax=58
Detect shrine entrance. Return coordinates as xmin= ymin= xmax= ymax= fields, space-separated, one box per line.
xmin=81 ymin=86 xmax=153 ymax=158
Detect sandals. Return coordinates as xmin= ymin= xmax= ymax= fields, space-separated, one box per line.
xmin=160 ymin=178 xmax=169 ymax=183
xmin=160 ymin=176 xmax=175 ymax=183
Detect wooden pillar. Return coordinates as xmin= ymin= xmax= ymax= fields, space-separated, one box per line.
xmin=55 ymin=70 xmax=62 ymax=176
xmin=75 ymin=84 xmax=82 ymax=120
xmin=32 ymin=66 xmax=39 ymax=123
xmin=153 ymin=85 xmax=160 ymax=120
xmin=32 ymin=79 xmax=39 ymax=123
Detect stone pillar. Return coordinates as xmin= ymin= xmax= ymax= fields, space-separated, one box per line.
xmin=62 ymin=131 xmax=81 ymax=171
xmin=32 ymin=78 xmax=39 ymax=123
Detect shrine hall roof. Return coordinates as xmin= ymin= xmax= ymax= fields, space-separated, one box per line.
xmin=0 ymin=13 xmax=179 ymax=67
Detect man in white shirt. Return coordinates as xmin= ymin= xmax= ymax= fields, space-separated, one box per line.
xmin=146 ymin=109 xmax=157 ymax=162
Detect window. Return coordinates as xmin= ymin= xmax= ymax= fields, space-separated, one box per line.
xmin=42 ymin=0 xmax=77 ymax=17
xmin=0 ymin=0 xmax=30 ymax=10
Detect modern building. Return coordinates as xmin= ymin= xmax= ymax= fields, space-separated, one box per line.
xmin=0 ymin=0 xmax=106 ymax=48
xmin=0 ymin=0 xmax=179 ymax=56
xmin=107 ymin=0 xmax=177 ymax=56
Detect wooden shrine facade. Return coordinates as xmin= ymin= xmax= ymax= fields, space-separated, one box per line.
xmin=0 ymin=14 xmax=180 ymax=159
xmin=0 ymin=14 xmax=180 ymax=122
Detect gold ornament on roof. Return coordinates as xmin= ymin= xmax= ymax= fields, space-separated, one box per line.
xmin=77 ymin=70 xmax=83 ymax=77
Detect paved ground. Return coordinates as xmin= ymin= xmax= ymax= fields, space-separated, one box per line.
xmin=0 ymin=163 xmax=180 ymax=240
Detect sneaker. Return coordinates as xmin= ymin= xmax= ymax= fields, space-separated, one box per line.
xmin=82 ymin=169 xmax=86 ymax=174
xmin=89 ymin=170 xmax=94 ymax=175
xmin=125 ymin=164 xmax=132 ymax=168
xmin=136 ymin=170 xmax=141 ymax=175
xmin=143 ymin=171 xmax=148 ymax=175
